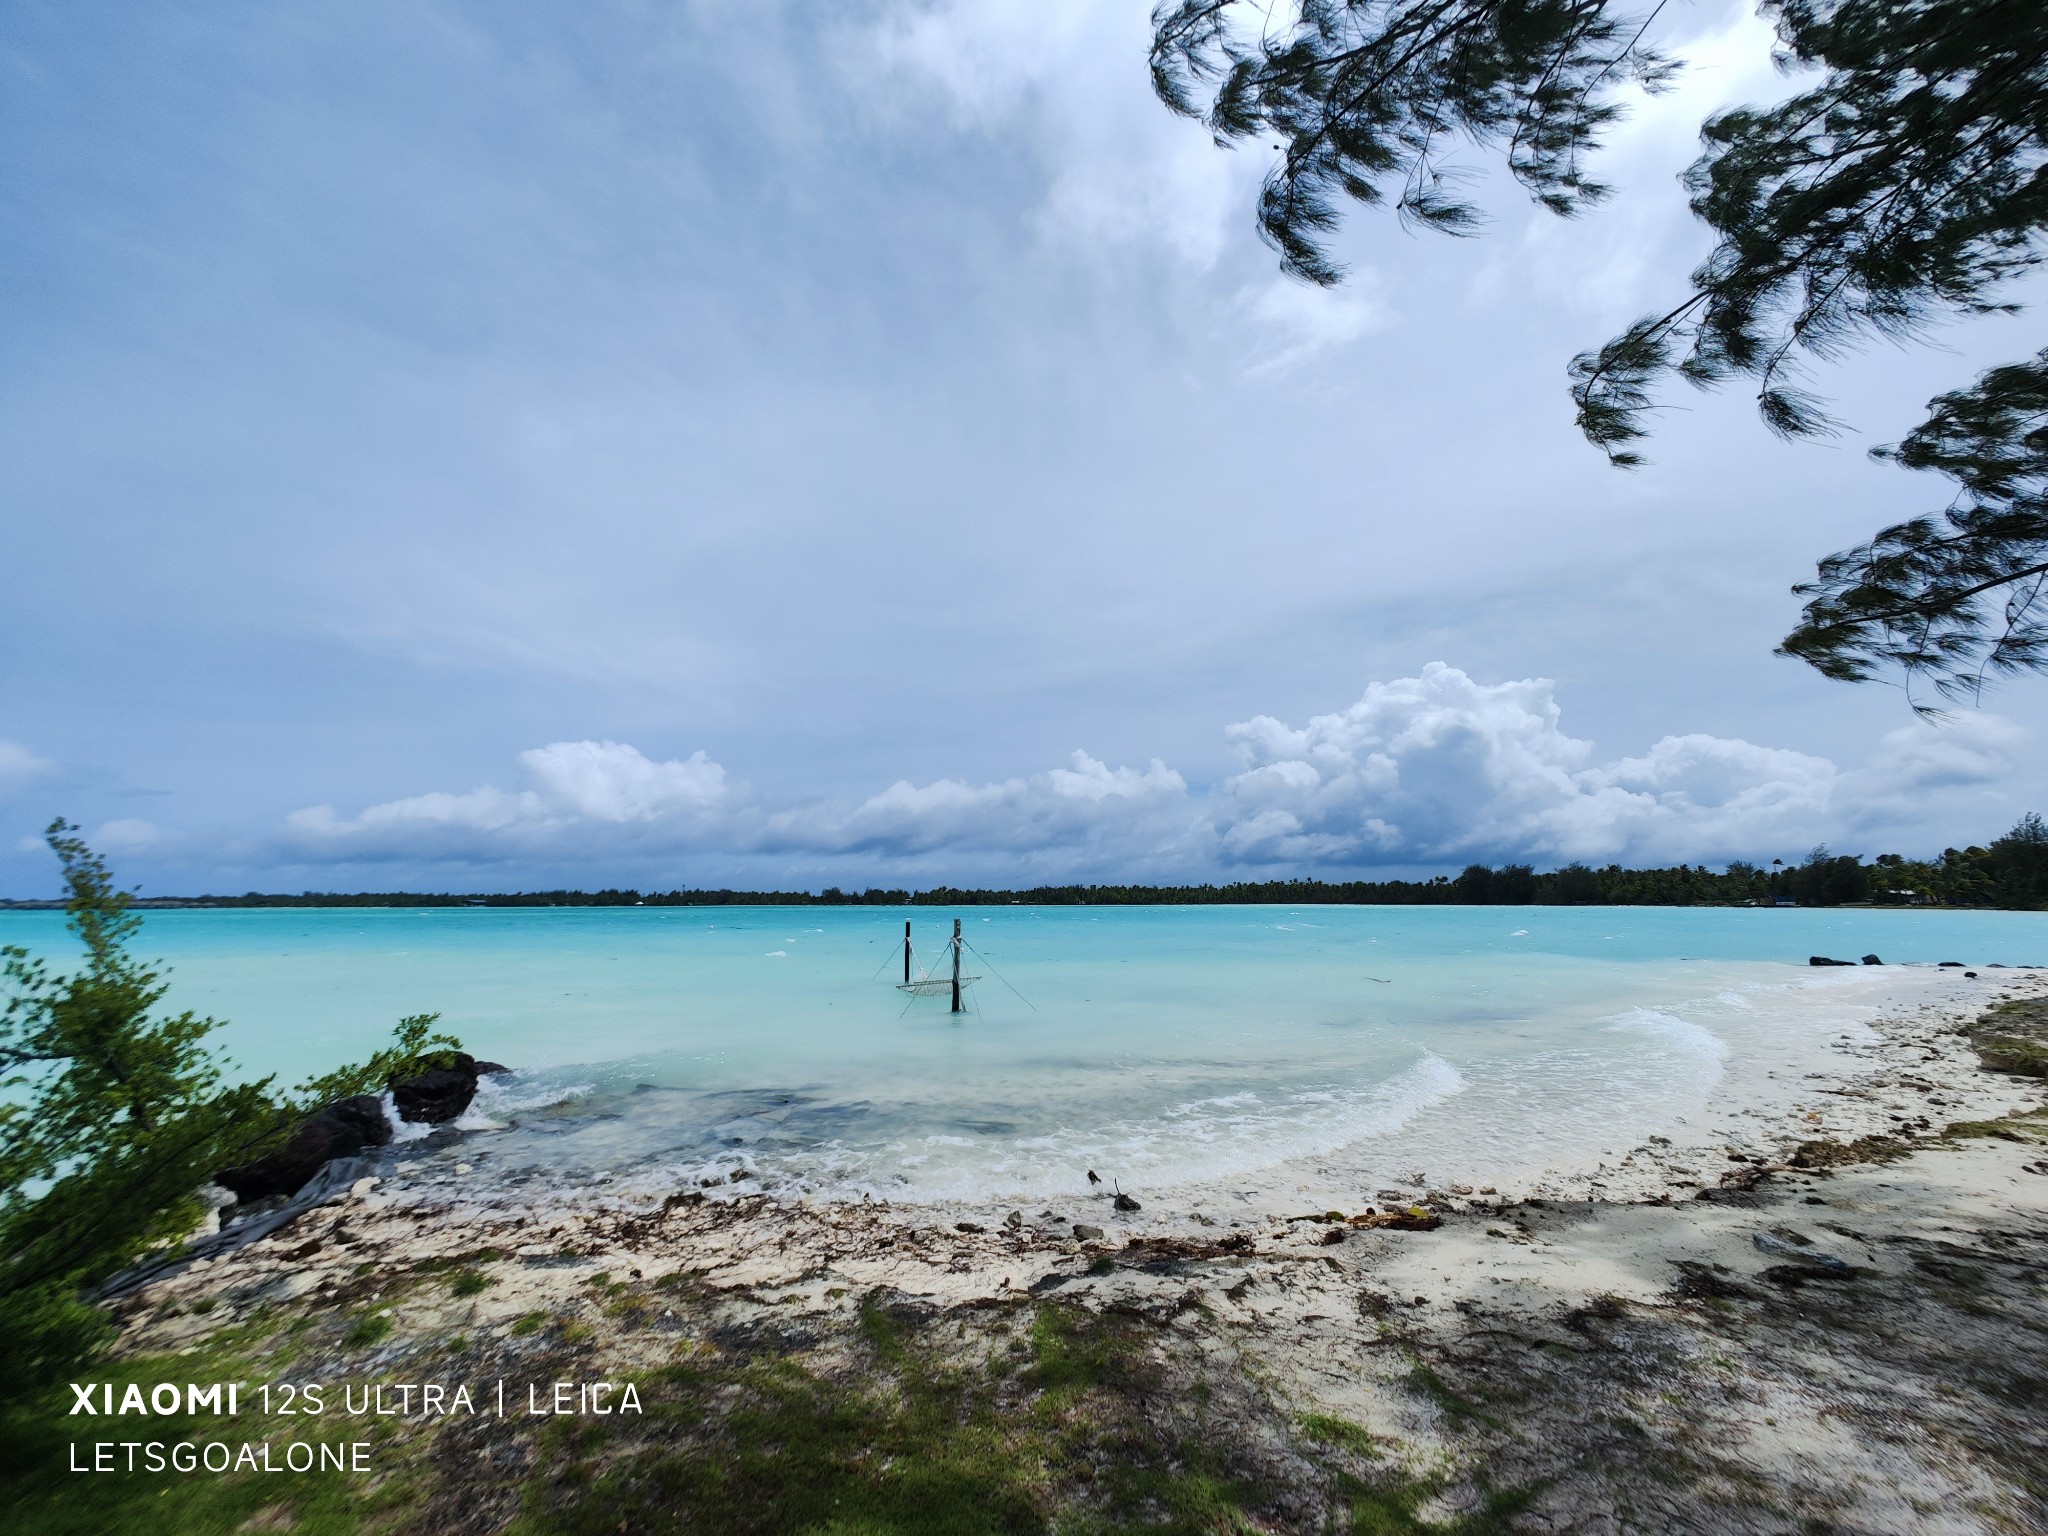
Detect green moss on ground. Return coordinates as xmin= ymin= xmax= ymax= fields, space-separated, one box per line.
xmin=3 ymin=1274 xmax=1527 ymax=1536
xmin=1300 ymin=1413 xmax=1382 ymax=1457
xmin=1790 ymin=1135 xmax=1913 ymax=1169
xmin=1340 ymin=1473 xmax=1535 ymax=1536
xmin=1401 ymin=1364 xmax=1503 ymax=1432
xmin=1966 ymin=997 xmax=2048 ymax=1078
xmin=0 ymin=1323 xmax=417 ymax=1536
xmin=506 ymin=1298 xmax=1282 ymax=1536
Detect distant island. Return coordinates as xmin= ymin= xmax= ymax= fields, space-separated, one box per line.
xmin=6 ymin=814 xmax=2044 ymax=912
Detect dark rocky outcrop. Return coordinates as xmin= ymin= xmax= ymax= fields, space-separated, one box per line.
xmin=389 ymin=1052 xmax=482 ymax=1123
xmin=1809 ymin=956 xmax=1855 ymax=967
xmin=216 ymin=1095 xmax=391 ymax=1202
xmin=1861 ymin=954 xmax=1883 ymax=965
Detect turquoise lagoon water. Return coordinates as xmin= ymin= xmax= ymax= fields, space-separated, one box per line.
xmin=3 ymin=904 xmax=2042 ymax=1205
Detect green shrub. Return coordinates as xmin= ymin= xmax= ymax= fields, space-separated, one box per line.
xmin=0 ymin=823 xmax=457 ymax=1393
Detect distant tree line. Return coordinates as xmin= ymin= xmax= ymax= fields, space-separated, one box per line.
xmin=10 ymin=814 xmax=2042 ymax=913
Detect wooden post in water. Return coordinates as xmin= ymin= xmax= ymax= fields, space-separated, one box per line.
xmin=951 ymin=918 xmax=963 ymax=1014
xmin=904 ymin=920 xmax=912 ymax=985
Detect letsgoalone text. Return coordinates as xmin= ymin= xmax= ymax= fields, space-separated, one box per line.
xmin=65 ymin=1377 xmax=642 ymax=1474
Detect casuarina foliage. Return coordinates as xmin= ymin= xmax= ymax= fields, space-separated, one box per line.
xmin=1152 ymin=0 xmax=2048 ymax=697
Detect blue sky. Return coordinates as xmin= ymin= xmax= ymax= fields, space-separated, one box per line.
xmin=3 ymin=0 xmax=2042 ymax=895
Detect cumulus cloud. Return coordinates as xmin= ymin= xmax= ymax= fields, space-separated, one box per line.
xmin=1208 ymin=665 xmax=2031 ymax=869
xmin=1213 ymin=664 xmax=1841 ymax=866
xmin=269 ymin=667 xmax=2027 ymax=878
xmin=285 ymin=740 xmax=727 ymax=861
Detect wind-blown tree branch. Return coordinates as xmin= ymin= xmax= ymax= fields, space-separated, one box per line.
xmin=1777 ymin=349 xmax=2048 ymax=702
xmin=1570 ymin=0 xmax=2047 ymax=457
xmin=1154 ymin=0 xmax=2048 ymax=694
xmin=1149 ymin=0 xmax=1677 ymax=276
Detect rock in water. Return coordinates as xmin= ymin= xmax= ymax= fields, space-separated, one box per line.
xmin=389 ymin=1052 xmax=481 ymax=1123
xmin=1113 ymin=1191 xmax=1142 ymax=1212
xmin=1808 ymin=956 xmax=1855 ymax=967
xmin=1861 ymin=954 xmax=1883 ymax=965
xmin=216 ymin=1095 xmax=392 ymax=1202
xmin=1071 ymin=1223 xmax=1106 ymax=1241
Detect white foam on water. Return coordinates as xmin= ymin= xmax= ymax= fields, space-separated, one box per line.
xmin=456 ymin=1071 xmax=592 ymax=1132
xmin=377 ymin=1091 xmax=433 ymax=1144
xmin=699 ymin=1051 xmax=1470 ymax=1206
xmin=1608 ymin=1006 xmax=1731 ymax=1069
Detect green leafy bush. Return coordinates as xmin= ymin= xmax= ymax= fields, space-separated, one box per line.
xmin=0 ymin=821 xmax=458 ymax=1392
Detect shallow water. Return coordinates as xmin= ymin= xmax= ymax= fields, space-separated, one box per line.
xmin=4 ymin=904 xmax=2042 ymax=1203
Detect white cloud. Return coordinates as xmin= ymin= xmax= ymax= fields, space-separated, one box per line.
xmin=285 ymin=740 xmax=728 ymax=860
xmin=871 ymin=0 xmax=1252 ymax=268
xmin=1208 ymin=665 xmax=2024 ymax=868
xmin=0 ymin=740 xmax=54 ymax=797
xmin=1240 ymin=275 xmax=1383 ymax=375
xmin=772 ymin=750 xmax=1191 ymax=856
xmin=516 ymin=740 xmax=725 ymax=821
xmin=1836 ymin=712 xmax=2027 ymax=830
xmin=92 ymin=817 xmax=161 ymax=853
xmin=268 ymin=669 xmax=2028 ymax=877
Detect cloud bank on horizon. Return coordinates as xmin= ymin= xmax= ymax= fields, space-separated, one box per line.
xmin=36 ymin=664 xmax=2009 ymax=890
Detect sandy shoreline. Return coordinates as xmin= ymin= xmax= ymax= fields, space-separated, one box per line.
xmin=98 ymin=968 xmax=2048 ymax=1533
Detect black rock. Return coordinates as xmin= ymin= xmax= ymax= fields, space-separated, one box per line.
xmin=1808 ymin=956 xmax=1855 ymax=967
xmin=389 ymin=1053 xmax=480 ymax=1124
xmin=1113 ymin=1191 xmax=1142 ymax=1212
xmin=1860 ymin=954 xmax=1883 ymax=966
xmin=474 ymin=1060 xmax=511 ymax=1075
xmin=1939 ymin=961 xmax=1965 ymax=967
xmin=217 ymin=1095 xmax=392 ymax=1202
xmin=1759 ymin=1263 xmax=1859 ymax=1288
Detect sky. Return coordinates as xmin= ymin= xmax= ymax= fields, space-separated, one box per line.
xmin=2 ymin=0 xmax=2043 ymax=896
